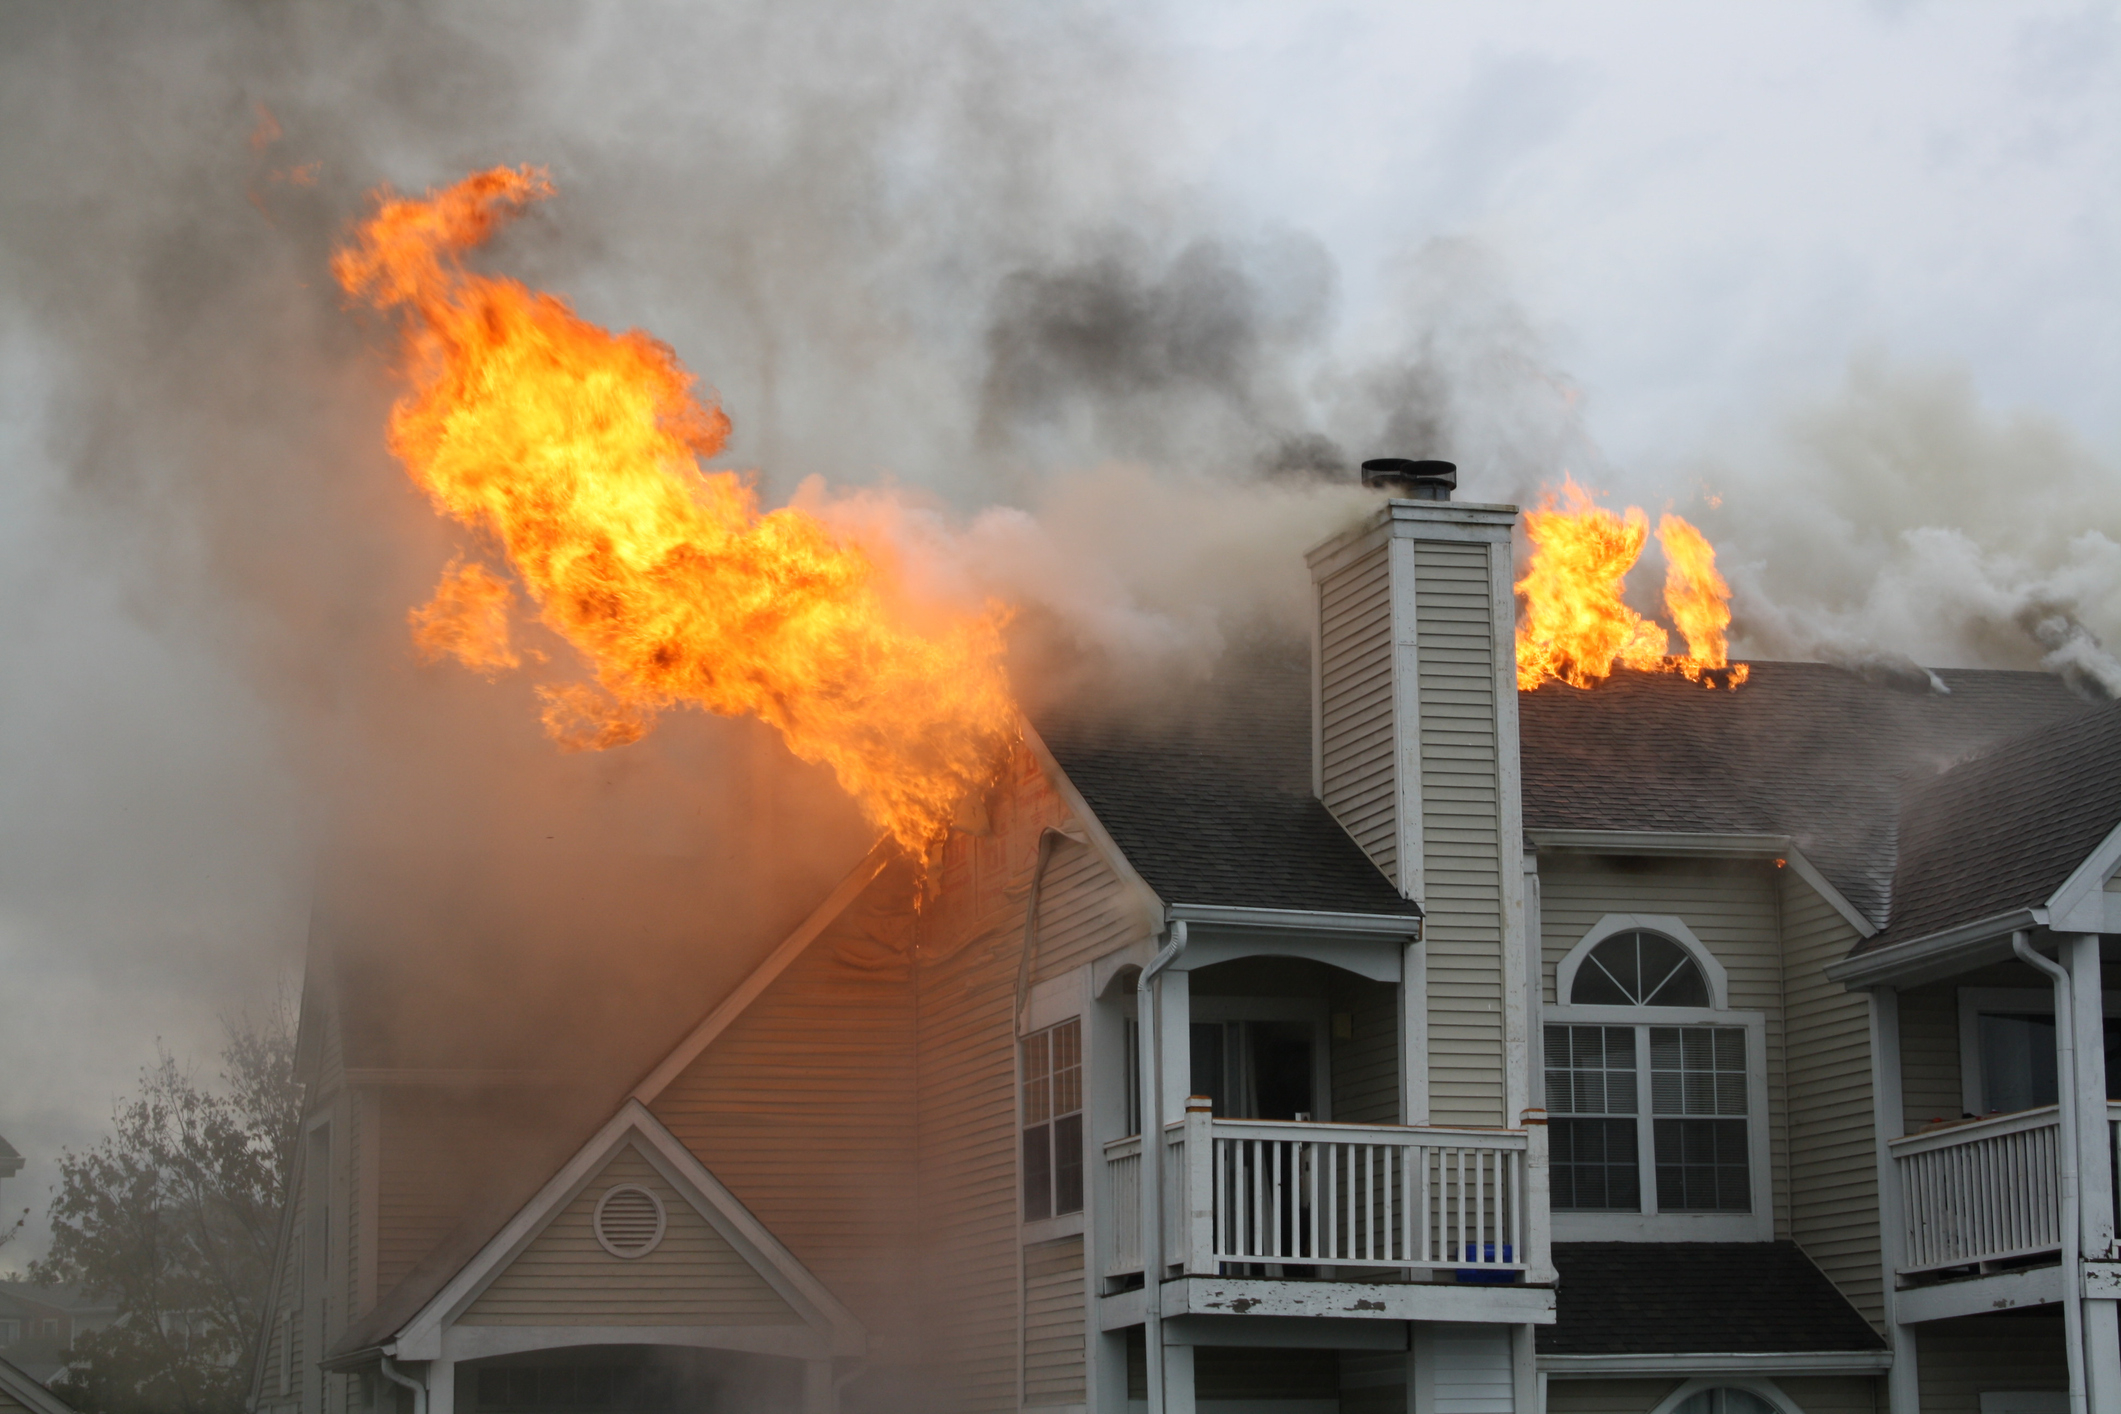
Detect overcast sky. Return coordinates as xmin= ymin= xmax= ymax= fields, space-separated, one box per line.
xmin=0 ymin=0 xmax=2114 ymax=1267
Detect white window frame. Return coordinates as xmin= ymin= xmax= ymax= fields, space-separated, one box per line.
xmin=1958 ymin=986 xmax=2121 ymax=1119
xmin=1547 ymin=915 xmax=1770 ymax=1241
xmin=1020 ymin=972 xmax=1087 ymax=1243
xmin=1649 ymin=1378 xmax=1806 ymax=1414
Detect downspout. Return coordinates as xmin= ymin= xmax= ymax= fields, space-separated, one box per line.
xmin=378 ymin=1354 xmax=426 ymax=1414
xmin=2014 ymin=930 xmax=2087 ymax=1414
xmin=1137 ymin=919 xmax=1189 ymax=1414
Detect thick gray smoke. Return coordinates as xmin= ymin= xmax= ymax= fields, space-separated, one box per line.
xmin=0 ymin=0 xmax=2112 ymax=1276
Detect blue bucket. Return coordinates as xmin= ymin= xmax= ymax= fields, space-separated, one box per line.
xmin=1453 ymin=1243 xmax=1518 ymax=1283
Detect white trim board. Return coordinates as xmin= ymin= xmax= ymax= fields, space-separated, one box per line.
xmin=1540 ymin=1351 xmax=1890 ymax=1376
xmin=388 ymin=1099 xmax=865 ymax=1362
xmin=631 ymin=843 xmax=892 ymax=1104
xmin=1554 ymin=913 xmax=1729 ymax=1009
xmin=0 ymin=1354 xmax=78 ymax=1414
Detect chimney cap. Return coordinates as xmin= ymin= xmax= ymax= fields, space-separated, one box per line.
xmin=1361 ymin=458 xmax=1457 ymax=501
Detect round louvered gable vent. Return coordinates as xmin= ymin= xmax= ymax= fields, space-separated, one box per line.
xmin=592 ymin=1184 xmax=666 ymax=1258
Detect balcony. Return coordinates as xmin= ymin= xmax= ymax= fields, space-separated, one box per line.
xmin=1890 ymin=1101 xmax=2121 ymax=1283
xmin=1102 ymin=1105 xmax=1553 ymax=1299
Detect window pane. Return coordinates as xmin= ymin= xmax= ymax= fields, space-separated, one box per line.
xmin=1655 ymin=1117 xmax=1750 ymax=1211
xmin=1550 ymin=1117 xmax=1641 ymax=1211
xmin=1979 ymin=1012 xmax=2059 ymax=1114
xmin=1022 ymin=1030 xmax=1051 ymax=1124
xmin=1650 ymin=1027 xmax=1747 ymax=1116
xmin=1638 ymin=934 xmax=1710 ymax=1006
xmin=1023 ymin=1124 xmax=1053 ymax=1222
xmin=1052 ymin=1018 xmax=1082 ymax=1118
xmin=1572 ymin=931 xmax=1710 ymax=1007
xmin=1054 ymin=1112 xmax=1084 ymax=1215
xmin=1545 ymin=1025 xmax=1636 ymax=1116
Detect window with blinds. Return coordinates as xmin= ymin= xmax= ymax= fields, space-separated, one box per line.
xmin=1022 ymin=1017 xmax=1083 ymax=1221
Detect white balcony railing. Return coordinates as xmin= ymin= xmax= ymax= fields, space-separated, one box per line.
xmin=1104 ymin=1106 xmax=1550 ymax=1283
xmin=1891 ymin=1105 xmax=2064 ymax=1275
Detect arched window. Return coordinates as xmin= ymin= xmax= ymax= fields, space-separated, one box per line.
xmin=1670 ymin=1388 xmax=1783 ymax=1414
xmin=1570 ymin=930 xmax=1710 ymax=1007
xmin=1547 ymin=915 xmax=1763 ymax=1232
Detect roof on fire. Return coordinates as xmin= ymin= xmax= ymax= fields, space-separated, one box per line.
xmin=1858 ymin=698 xmax=2121 ymax=951
xmin=1031 ymin=645 xmax=1421 ymax=919
xmin=1539 ymin=1241 xmax=1885 ymax=1355
xmin=1033 ymin=650 xmax=2098 ymax=932
xmin=1519 ymin=661 xmax=2095 ymax=927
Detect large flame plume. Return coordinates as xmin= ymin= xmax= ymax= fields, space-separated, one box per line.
xmin=334 ymin=166 xmax=1016 ymax=854
xmin=1515 ymin=477 xmax=1747 ymax=690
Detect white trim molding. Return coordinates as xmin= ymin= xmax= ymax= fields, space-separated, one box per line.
xmin=2042 ymin=818 xmax=2121 ymax=935
xmin=1648 ymin=1375 xmax=1808 ymax=1413
xmin=1555 ymin=913 xmax=1729 ymax=1010
xmin=632 ymin=844 xmax=892 ymax=1104
xmin=386 ymin=1099 xmax=865 ymax=1363
xmin=1541 ymin=1351 xmax=1891 ymax=1377
xmin=0 ymin=1354 xmax=79 ymax=1414
xmin=1526 ymin=830 xmax=1878 ymax=939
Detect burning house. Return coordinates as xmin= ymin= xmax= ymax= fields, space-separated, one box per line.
xmin=250 ymin=467 xmax=2121 ymax=1413
xmin=246 ymin=171 xmax=2121 ymax=1414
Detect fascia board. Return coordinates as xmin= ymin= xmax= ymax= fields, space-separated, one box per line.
xmin=619 ymin=1104 xmax=866 ymax=1355
xmin=392 ymin=1103 xmax=656 ymax=1359
xmin=1537 ymin=1352 xmax=1891 ymax=1376
xmin=1020 ymin=719 xmax=1167 ymax=935
xmin=246 ymin=1157 xmax=306 ymax=1404
xmin=629 ymin=842 xmax=893 ymax=1106
xmin=2043 ymin=818 xmax=2121 ymax=934
xmin=0 ymin=1354 xmax=79 ymax=1414
xmin=1163 ymin=902 xmax=1421 ymax=937
xmin=1528 ymin=829 xmax=1879 ymax=937
xmin=1824 ymin=908 xmax=2049 ymax=989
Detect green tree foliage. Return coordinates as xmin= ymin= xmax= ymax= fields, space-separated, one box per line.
xmin=32 ymin=1013 xmax=299 ymax=1414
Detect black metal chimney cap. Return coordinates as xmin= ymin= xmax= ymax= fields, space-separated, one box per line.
xmin=1361 ymin=458 xmax=1457 ymax=500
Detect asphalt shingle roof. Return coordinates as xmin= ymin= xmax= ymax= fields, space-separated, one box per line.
xmin=1539 ymin=1242 xmax=1885 ymax=1354
xmin=1030 ymin=647 xmax=1419 ymax=918
xmin=1520 ymin=662 xmax=2094 ymax=926
xmin=1860 ymin=700 xmax=2121 ymax=951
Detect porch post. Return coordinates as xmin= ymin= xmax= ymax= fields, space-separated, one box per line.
xmin=801 ymin=1359 xmax=837 ymax=1414
xmin=1160 ymin=1341 xmax=1196 ymax=1414
xmin=2065 ymin=933 xmax=2121 ymax=1403
xmin=1183 ymin=1098 xmax=1215 ymax=1274
xmin=1868 ymin=986 xmax=1919 ymax=1412
xmin=424 ymin=1361 xmax=454 ymax=1414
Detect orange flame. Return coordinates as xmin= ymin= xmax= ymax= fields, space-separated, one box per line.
xmin=1657 ymin=514 xmax=1747 ymax=687
xmin=334 ymin=166 xmax=1016 ymax=853
xmin=1515 ymin=478 xmax=1745 ymax=691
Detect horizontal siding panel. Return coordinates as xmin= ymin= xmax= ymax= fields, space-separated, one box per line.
xmin=460 ymin=1147 xmax=798 ymax=1327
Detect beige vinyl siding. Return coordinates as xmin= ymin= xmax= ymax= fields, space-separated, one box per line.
xmin=1021 ymin=1237 xmax=1085 ymax=1406
xmin=1031 ymin=836 xmax=1149 ymax=984
xmin=648 ymin=867 xmax=922 ymax=1357
xmin=459 ymin=1144 xmax=799 ymax=1326
xmin=1543 ymin=1380 xmax=1684 ymax=1413
xmin=1916 ymin=1313 xmax=2065 ymax=1413
xmin=1538 ymin=855 xmax=1790 ymax=1230
xmin=1898 ymin=980 xmax=1963 ymax=1127
xmin=1416 ymin=540 xmax=1506 ymax=1128
xmin=912 ymin=743 xmax=1073 ymax=1414
xmin=1329 ymin=972 xmax=1400 ymax=1124
xmin=0 ymin=1389 xmax=29 ymax=1412
xmin=1318 ymin=545 xmax=1398 ymax=883
xmin=2108 ymin=872 xmax=2121 ymax=892
xmin=1780 ymin=867 xmax=1884 ymax=1330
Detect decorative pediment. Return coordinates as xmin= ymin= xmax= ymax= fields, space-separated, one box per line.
xmin=391 ymin=1101 xmax=862 ymax=1363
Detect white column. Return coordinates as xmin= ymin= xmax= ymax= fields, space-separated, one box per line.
xmin=1089 ymin=1331 xmax=1129 ymax=1414
xmin=1159 ymin=970 xmax=1193 ymax=1124
xmin=1868 ymin=987 xmax=1919 ymax=1413
xmin=801 ymin=1359 xmax=836 ymax=1414
xmin=1402 ymin=940 xmax=1430 ymax=1125
xmin=1160 ymin=1342 xmax=1196 ymax=1414
xmin=2066 ymin=934 xmax=2121 ymax=1405
xmin=1511 ymin=1323 xmax=1538 ymax=1412
xmin=425 ymin=1362 xmax=454 ymax=1414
